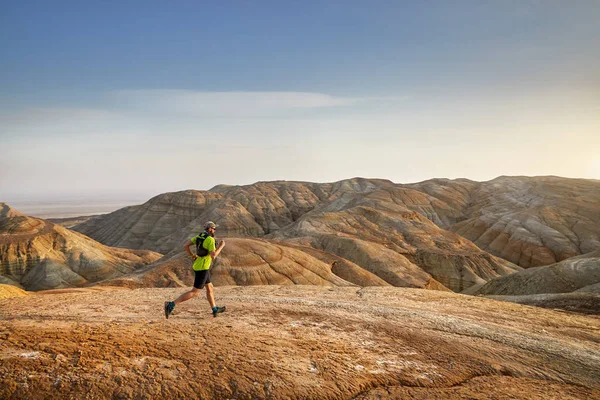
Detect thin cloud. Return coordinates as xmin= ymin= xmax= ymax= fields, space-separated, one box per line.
xmin=0 ymin=107 xmax=128 ymax=138
xmin=114 ymin=90 xmax=368 ymax=116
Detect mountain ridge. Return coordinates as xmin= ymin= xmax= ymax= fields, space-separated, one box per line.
xmin=3 ymin=175 xmax=598 ymax=296
xmin=70 ymin=176 xmax=600 ymax=292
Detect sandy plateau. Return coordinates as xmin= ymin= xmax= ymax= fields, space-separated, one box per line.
xmin=1 ymin=286 xmax=599 ymax=399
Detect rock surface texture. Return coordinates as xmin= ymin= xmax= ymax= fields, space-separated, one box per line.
xmin=0 ymin=286 xmax=598 ymax=399
xmin=0 ymin=203 xmax=162 ymax=291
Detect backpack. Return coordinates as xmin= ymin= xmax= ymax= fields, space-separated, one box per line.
xmin=195 ymin=231 xmax=212 ymax=257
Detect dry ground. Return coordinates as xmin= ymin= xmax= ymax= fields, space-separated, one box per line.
xmin=1 ymin=286 xmax=599 ymax=399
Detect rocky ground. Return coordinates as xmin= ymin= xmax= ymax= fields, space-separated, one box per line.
xmin=1 ymin=286 xmax=599 ymax=399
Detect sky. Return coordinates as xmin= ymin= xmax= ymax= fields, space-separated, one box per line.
xmin=1 ymin=0 xmax=599 ymax=204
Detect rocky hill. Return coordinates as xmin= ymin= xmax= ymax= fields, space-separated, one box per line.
xmin=268 ymin=186 xmax=518 ymax=292
xmin=73 ymin=179 xmax=393 ymax=253
xmin=47 ymin=215 xmax=98 ymax=229
xmin=0 ymin=283 xmax=28 ymax=299
xmin=471 ymin=249 xmax=600 ymax=296
xmin=0 ymin=286 xmax=598 ymax=399
xmin=485 ymin=292 xmax=600 ymax=315
xmin=74 ymin=177 xmax=600 ymax=271
xmin=99 ymin=238 xmax=396 ymax=289
xmin=0 ymin=203 xmax=162 ymax=291
xmin=4 ymin=176 xmax=598 ymax=295
xmin=439 ymin=176 xmax=600 ymax=268
xmin=72 ymin=190 xmax=224 ymax=253
xmin=73 ymin=178 xmax=538 ymax=292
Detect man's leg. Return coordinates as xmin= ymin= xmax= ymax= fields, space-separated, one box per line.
xmin=206 ymin=283 xmax=226 ymax=317
xmin=205 ymin=283 xmax=216 ymax=308
xmin=165 ymin=287 xmax=201 ymax=319
xmin=173 ymin=287 xmax=202 ymax=304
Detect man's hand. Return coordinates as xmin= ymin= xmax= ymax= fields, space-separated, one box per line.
xmin=218 ymin=240 xmax=226 ymax=248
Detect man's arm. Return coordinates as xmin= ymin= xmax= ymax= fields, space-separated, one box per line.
xmin=210 ymin=240 xmax=226 ymax=260
xmin=184 ymin=240 xmax=197 ymax=260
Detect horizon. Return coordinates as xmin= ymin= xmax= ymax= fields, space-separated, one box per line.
xmin=1 ymin=1 xmax=599 ymax=202
xmin=4 ymin=172 xmax=598 ymax=203
xmin=4 ymin=173 xmax=598 ymax=219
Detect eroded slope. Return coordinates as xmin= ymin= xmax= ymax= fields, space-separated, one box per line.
xmin=270 ymin=187 xmax=519 ymax=292
xmin=99 ymin=238 xmax=389 ymax=289
xmin=73 ymin=177 xmax=600 ymax=272
xmin=445 ymin=176 xmax=600 ymax=267
xmin=0 ymin=204 xmax=162 ymax=291
xmin=472 ymin=249 xmax=600 ymax=296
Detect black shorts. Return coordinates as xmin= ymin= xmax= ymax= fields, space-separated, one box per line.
xmin=193 ymin=269 xmax=211 ymax=289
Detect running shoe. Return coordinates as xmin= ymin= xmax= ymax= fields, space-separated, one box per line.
xmin=164 ymin=301 xmax=175 ymax=319
xmin=212 ymin=306 xmax=226 ymax=318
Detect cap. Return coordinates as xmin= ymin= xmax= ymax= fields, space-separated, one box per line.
xmin=204 ymin=221 xmax=217 ymax=229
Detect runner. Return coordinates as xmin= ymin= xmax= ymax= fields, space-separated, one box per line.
xmin=164 ymin=221 xmax=226 ymax=318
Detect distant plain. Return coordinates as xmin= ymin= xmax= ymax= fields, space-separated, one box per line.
xmin=6 ymin=199 xmax=144 ymax=219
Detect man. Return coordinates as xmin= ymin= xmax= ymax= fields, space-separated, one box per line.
xmin=164 ymin=221 xmax=226 ymax=319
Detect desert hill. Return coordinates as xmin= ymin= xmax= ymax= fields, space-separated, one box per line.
xmin=0 ymin=286 xmax=598 ymax=399
xmin=73 ymin=179 xmax=394 ymax=253
xmin=0 ymin=203 xmax=162 ymax=291
xmin=48 ymin=215 xmax=98 ymax=229
xmin=72 ymin=190 xmax=224 ymax=253
xmin=268 ymin=186 xmax=518 ymax=291
xmin=98 ymin=238 xmax=395 ymax=289
xmin=4 ymin=176 xmax=598 ymax=295
xmin=0 ymin=202 xmax=25 ymax=219
xmin=73 ymin=176 xmax=600 ymax=271
xmin=484 ymin=292 xmax=600 ymax=315
xmin=97 ymin=213 xmax=514 ymax=292
xmin=0 ymin=283 xmax=29 ymax=299
xmin=439 ymin=176 xmax=600 ymax=268
xmin=73 ymin=178 xmax=531 ymax=292
xmin=458 ymin=249 xmax=600 ymax=314
xmin=471 ymin=249 xmax=600 ymax=296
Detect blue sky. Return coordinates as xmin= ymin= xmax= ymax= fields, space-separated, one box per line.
xmin=1 ymin=1 xmax=599 ymax=202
